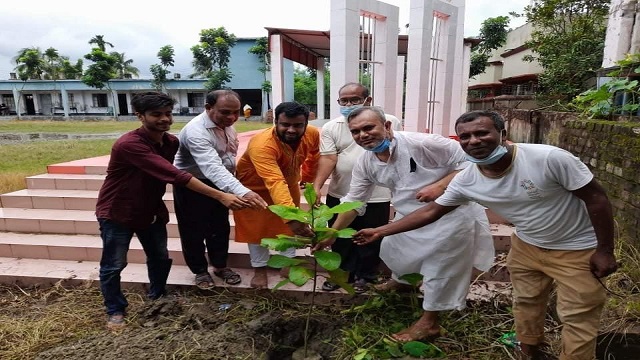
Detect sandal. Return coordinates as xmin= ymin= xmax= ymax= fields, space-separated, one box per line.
xmin=322 ymin=281 xmax=341 ymax=291
xmin=214 ymin=268 xmax=242 ymax=285
xmin=353 ymin=279 xmax=369 ymax=294
xmin=195 ymin=272 xmax=215 ymax=290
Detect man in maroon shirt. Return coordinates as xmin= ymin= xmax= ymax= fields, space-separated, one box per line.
xmin=95 ymin=92 xmax=254 ymax=329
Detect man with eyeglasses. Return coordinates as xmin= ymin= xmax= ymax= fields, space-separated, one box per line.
xmin=174 ymin=90 xmax=267 ymax=290
xmin=312 ymin=82 xmax=402 ymax=293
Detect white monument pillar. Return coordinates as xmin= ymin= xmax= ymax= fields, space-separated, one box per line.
xmin=269 ymin=34 xmax=285 ymax=107
xmin=316 ymin=58 xmax=326 ymax=118
xmin=602 ymin=0 xmax=638 ymax=68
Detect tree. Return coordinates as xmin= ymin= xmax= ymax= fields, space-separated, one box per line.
xmin=82 ymin=37 xmax=119 ymax=117
xmin=293 ymin=67 xmax=317 ymax=104
xmin=150 ymin=45 xmax=175 ymax=91
xmin=60 ymin=58 xmax=84 ymax=80
xmin=88 ymin=35 xmax=114 ymax=52
xmin=469 ymin=16 xmax=510 ymax=78
xmin=191 ymin=27 xmax=237 ymax=90
xmin=522 ymin=0 xmax=610 ymax=102
xmin=13 ymin=47 xmax=46 ymax=80
xmin=248 ymin=37 xmax=272 ymax=110
xmin=110 ymin=52 xmax=139 ymax=78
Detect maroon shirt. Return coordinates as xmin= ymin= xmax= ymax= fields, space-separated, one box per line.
xmin=95 ymin=127 xmax=193 ymax=229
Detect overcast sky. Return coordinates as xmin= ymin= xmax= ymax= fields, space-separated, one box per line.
xmin=0 ymin=0 xmax=530 ymax=79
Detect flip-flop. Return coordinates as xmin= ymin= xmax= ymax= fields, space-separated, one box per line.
xmin=322 ymin=281 xmax=340 ymax=291
xmin=214 ymin=268 xmax=242 ymax=285
xmin=195 ymin=272 xmax=215 ymax=290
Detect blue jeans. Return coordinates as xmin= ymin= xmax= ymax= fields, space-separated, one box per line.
xmin=98 ymin=218 xmax=172 ymax=315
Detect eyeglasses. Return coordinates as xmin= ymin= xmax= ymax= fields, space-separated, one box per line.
xmin=337 ymin=97 xmax=365 ymax=106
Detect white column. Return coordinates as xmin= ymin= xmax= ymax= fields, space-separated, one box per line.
xmin=316 ymin=57 xmax=326 ymax=119
xmin=602 ymin=0 xmax=635 ymax=68
xmin=395 ymin=55 xmax=405 ymax=125
xmin=270 ymin=34 xmax=285 ymax=107
xmin=60 ymin=85 xmax=70 ymax=119
xmin=404 ymin=0 xmax=434 ymax=133
xmin=330 ymin=0 xmax=361 ymax=119
xmin=12 ymin=87 xmax=21 ymax=119
xmin=460 ymin=42 xmax=473 ymax=116
xmin=370 ymin=1 xmax=399 ymax=113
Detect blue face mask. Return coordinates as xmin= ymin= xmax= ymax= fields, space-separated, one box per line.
xmin=367 ymin=138 xmax=391 ymax=153
xmin=340 ymin=104 xmax=364 ymax=118
xmin=465 ymin=134 xmax=508 ymax=165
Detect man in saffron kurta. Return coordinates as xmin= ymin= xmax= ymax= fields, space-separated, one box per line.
xmin=234 ymin=101 xmax=320 ymax=288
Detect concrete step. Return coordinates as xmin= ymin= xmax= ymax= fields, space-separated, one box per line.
xmin=0 ymin=257 xmax=324 ymax=294
xmin=0 ymin=232 xmax=310 ymax=268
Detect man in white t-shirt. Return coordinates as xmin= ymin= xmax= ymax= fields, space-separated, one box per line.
xmin=352 ymin=110 xmax=618 ymax=360
xmin=312 ymin=82 xmax=402 ymax=293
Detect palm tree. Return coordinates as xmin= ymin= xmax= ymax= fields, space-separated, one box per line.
xmin=88 ymin=35 xmax=114 ymax=52
xmin=110 ymin=52 xmax=139 ymax=78
xmin=13 ymin=47 xmax=46 ymax=80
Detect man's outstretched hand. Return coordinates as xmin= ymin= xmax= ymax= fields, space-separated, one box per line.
xmin=353 ymin=228 xmax=383 ymax=245
xmin=243 ymin=191 xmax=268 ymax=209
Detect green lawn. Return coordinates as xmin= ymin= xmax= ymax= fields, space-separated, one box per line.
xmin=0 ymin=120 xmax=272 ymax=194
xmin=0 ymin=119 xmax=270 ymax=134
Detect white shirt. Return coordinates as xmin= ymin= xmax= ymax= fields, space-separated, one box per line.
xmin=174 ymin=112 xmax=250 ymax=196
xmin=436 ymin=143 xmax=596 ymax=250
xmin=320 ymin=113 xmax=402 ymax=202
xmin=342 ymin=131 xmax=495 ymax=276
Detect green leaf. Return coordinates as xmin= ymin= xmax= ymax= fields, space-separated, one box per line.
xmin=268 ymin=205 xmax=310 ymax=223
xmin=313 ymin=227 xmax=338 ymax=241
xmin=261 ymin=238 xmax=307 ymax=251
xmin=327 ymin=268 xmax=354 ymax=294
xmin=335 ymin=228 xmax=357 ymax=238
xmin=313 ymin=204 xmax=334 ymax=225
xmin=272 ymin=278 xmax=290 ymax=291
xmin=314 ymin=250 xmax=342 ymax=271
xmin=303 ymin=183 xmax=317 ymax=208
xmin=329 ymin=201 xmax=364 ymax=214
xmin=289 ymin=265 xmax=313 ymax=286
xmin=398 ymin=273 xmax=423 ymax=286
xmin=275 ymin=234 xmax=313 ymax=244
xmin=383 ymin=338 xmax=404 ymax=357
xmin=354 ymin=349 xmax=369 ymax=360
xmin=266 ymin=254 xmax=306 ymax=268
xmin=402 ymin=341 xmax=445 ymax=358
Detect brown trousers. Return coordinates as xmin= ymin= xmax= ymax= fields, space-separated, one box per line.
xmin=507 ymin=234 xmax=606 ymax=360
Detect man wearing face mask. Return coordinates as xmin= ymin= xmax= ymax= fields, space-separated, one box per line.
xmin=312 ymin=83 xmax=402 ymax=293
xmin=313 ymin=107 xmax=495 ymax=343
xmin=351 ymin=110 xmax=617 ymax=360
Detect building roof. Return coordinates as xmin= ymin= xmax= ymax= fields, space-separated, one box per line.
xmin=265 ymin=27 xmax=480 ymax=70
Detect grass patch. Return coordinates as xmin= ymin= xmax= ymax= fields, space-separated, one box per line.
xmin=0 ymin=120 xmax=270 ymax=134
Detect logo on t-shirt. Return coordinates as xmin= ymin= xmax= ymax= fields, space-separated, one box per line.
xmin=520 ymin=179 xmax=542 ymax=199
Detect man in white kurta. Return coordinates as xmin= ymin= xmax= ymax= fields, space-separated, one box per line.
xmin=317 ymin=107 xmax=494 ymax=342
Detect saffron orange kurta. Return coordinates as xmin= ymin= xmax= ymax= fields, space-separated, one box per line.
xmin=233 ymin=126 xmax=320 ymax=244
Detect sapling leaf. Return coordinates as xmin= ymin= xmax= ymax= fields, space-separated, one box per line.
xmin=272 ymin=278 xmax=290 ymax=291
xmin=314 ymin=227 xmax=338 ymax=241
xmin=399 ymin=273 xmax=423 ymax=287
xmin=268 ymin=205 xmax=310 ymax=223
xmin=289 ymin=265 xmax=314 ymax=286
xmin=335 ymin=228 xmax=357 ymax=238
xmin=327 ymin=268 xmax=354 ymax=294
xmin=402 ymin=341 xmax=445 ymax=358
xmin=313 ymin=204 xmax=334 ymax=225
xmin=275 ymin=234 xmax=313 ymax=244
xmin=329 ymin=201 xmax=364 ymax=214
xmin=314 ymin=250 xmax=341 ymax=271
xmin=266 ymin=254 xmax=306 ymax=268
xmin=303 ymin=183 xmax=317 ymax=208
xmin=261 ymin=238 xmax=307 ymax=251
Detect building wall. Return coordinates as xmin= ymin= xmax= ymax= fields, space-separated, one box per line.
xmin=497 ymin=108 xmax=640 ymax=247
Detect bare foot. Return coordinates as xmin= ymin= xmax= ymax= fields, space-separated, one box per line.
xmin=250 ymin=267 xmax=268 ymax=289
xmin=374 ymin=279 xmax=414 ymax=292
xmin=391 ymin=312 xmax=441 ymax=342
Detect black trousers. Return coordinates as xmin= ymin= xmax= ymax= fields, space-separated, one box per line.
xmin=326 ymin=195 xmax=390 ymax=283
xmin=173 ymin=179 xmax=231 ymax=274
